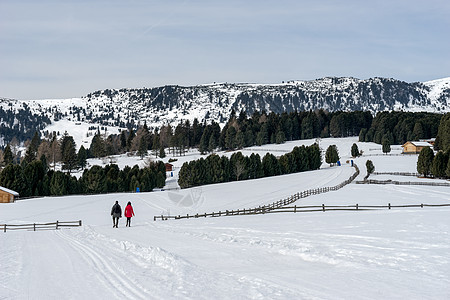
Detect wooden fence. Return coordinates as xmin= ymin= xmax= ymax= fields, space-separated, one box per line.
xmin=155 ymin=203 xmax=450 ymax=220
xmin=1 ymin=220 xmax=82 ymax=233
xmin=154 ymin=164 xmax=360 ymax=221
xmin=355 ymin=179 xmax=450 ymax=187
xmin=372 ymin=172 xmax=420 ymax=177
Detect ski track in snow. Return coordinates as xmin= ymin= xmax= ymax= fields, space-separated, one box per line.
xmin=2 ymin=137 xmax=450 ymax=299
xmin=53 ymin=226 xmax=305 ymax=299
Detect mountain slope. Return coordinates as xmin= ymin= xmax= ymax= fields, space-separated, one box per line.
xmin=1 ymin=77 xmax=449 ymax=139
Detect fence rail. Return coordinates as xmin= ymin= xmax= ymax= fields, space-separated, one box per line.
xmin=154 ymin=164 xmax=360 ymax=221
xmin=1 ymin=220 xmax=82 ymax=233
xmin=355 ymin=179 xmax=450 ymax=187
xmin=372 ymin=172 xmax=420 ymax=177
xmin=154 ymin=203 xmax=450 ymax=220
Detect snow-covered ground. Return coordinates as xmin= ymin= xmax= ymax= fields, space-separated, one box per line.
xmin=1 ymin=137 xmax=449 ymax=299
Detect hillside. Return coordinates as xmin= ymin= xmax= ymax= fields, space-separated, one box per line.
xmin=1 ymin=77 xmax=449 ymax=145
xmin=1 ymin=137 xmax=449 ymax=299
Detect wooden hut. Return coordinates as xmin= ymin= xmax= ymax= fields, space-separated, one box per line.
xmin=165 ymin=163 xmax=173 ymax=172
xmin=401 ymin=141 xmax=433 ymax=154
xmin=0 ymin=186 xmax=19 ymax=203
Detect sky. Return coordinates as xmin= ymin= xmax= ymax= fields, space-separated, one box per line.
xmin=1 ymin=0 xmax=449 ymax=100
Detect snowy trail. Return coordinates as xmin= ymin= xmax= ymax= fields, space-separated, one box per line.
xmin=2 ymin=139 xmax=450 ymax=299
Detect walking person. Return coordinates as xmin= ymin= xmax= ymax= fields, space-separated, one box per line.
xmin=125 ymin=201 xmax=135 ymax=227
xmin=111 ymin=201 xmax=122 ymax=228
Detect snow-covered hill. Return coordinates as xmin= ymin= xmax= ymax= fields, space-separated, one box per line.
xmin=1 ymin=137 xmax=449 ymax=299
xmin=1 ymin=77 xmax=450 ymax=133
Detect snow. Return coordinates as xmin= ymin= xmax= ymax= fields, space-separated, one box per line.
xmin=423 ymin=77 xmax=450 ymax=101
xmin=1 ymin=137 xmax=449 ymax=299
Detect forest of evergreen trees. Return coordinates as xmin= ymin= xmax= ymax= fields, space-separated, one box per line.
xmin=0 ymin=109 xmax=448 ymax=195
xmin=0 ymin=159 xmax=166 ymax=197
xmin=178 ymin=144 xmax=322 ymax=188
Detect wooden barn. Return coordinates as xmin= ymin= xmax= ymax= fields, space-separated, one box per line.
xmin=401 ymin=141 xmax=433 ymax=154
xmin=0 ymin=186 xmax=19 ymax=203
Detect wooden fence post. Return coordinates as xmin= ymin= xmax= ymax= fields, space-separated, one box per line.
xmin=4 ymin=224 xmax=6 ymax=233
xmin=421 ymin=203 xmax=423 ymax=208
xmin=79 ymin=220 xmax=82 ymax=226
xmin=33 ymin=223 xmax=36 ymax=231
xmin=294 ymin=205 xmax=297 ymax=213
xmin=322 ymin=204 xmax=325 ymax=212
xmin=388 ymin=203 xmax=391 ymax=210
xmin=356 ymin=204 xmax=358 ymax=210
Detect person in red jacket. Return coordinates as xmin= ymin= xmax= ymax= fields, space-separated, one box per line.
xmin=124 ymin=201 xmax=135 ymax=227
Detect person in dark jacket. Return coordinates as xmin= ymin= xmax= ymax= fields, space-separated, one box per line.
xmin=111 ymin=201 xmax=122 ymax=228
xmin=124 ymin=201 xmax=135 ymax=227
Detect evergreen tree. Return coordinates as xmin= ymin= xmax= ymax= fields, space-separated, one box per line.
xmin=325 ymin=145 xmax=339 ymax=166
xmin=208 ymin=134 xmax=217 ymax=153
xmin=366 ymin=160 xmax=375 ymax=175
xmin=235 ymin=131 xmax=245 ymax=149
xmin=126 ymin=129 xmax=135 ymax=151
xmin=359 ymin=128 xmax=367 ymax=142
xmin=262 ymin=153 xmax=280 ymax=177
xmin=90 ymin=132 xmax=106 ymax=158
xmin=24 ymin=132 xmax=40 ymax=164
xmin=382 ymin=138 xmax=391 ymax=154
xmin=159 ymin=146 xmax=166 ymax=158
xmin=307 ymin=143 xmax=322 ymax=170
xmin=351 ymin=143 xmax=360 ymax=157
xmin=417 ymin=146 xmax=434 ymax=177
xmin=3 ymin=144 xmax=13 ymax=166
xmin=446 ymin=152 xmax=450 ymax=178
xmin=78 ymin=145 xmax=88 ymax=169
xmin=275 ymin=130 xmax=286 ymax=144
xmin=137 ymin=136 xmax=148 ymax=159
xmin=431 ymin=151 xmax=447 ymax=178
xmin=50 ymin=171 xmax=68 ymax=195
xmin=225 ymin=126 xmax=237 ymax=150
xmin=435 ymin=113 xmax=450 ymax=151
xmin=60 ymin=133 xmax=78 ymax=173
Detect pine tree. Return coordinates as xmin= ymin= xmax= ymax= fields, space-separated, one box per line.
xmin=78 ymin=145 xmax=88 ymax=169
xmin=366 ymin=160 xmax=375 ymax=175
xmin=3 ymin=144 xmax=13 ymax=166
xmin=24 ymin=132 xmax=40 ymax=164
xmin=325 ymin=145 xmax=339 ymax=166
xmin=159 ymin=146 xmax=166 ymax=158
xmin=435 ymin=113 xmax=450 ymax=151
xmin=351 ymin=143 xmax=360 ymax=157
xmin=431 ymin=151 xmax=447 ymax=178
xmin=137 ymin=136 xmax=148 ymax=159
xmin=90 ymin=132 xmax=106 ymax=158
xmin=60 ymin=133 xmax=78 ymax=173
xmin=382 ymin=138 xmax=391 ymax=154
xmin=417 ymin=146 xmax=434 ymax=177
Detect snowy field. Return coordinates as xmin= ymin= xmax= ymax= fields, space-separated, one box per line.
xmin=1 ymin=137 xmax=449 ymax=299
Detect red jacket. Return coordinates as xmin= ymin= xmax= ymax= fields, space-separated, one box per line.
xmin=125 ymin=205 xmax=135 ymax=218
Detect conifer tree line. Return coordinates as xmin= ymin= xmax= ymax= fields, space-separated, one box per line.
xmin=0 ymin=130 xmax=166 ymax=197
xmin=178 ymin=144 xmax=322 ymax=189
xmin=358 ymin=111 xmax=442 ymax=146
xmin=417 ymin=147 xmax=450 ymax=179
xmin=0 ymin=159 xmax=166 ymax=197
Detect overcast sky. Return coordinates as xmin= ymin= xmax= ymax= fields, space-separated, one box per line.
xmin=1 ymin=0 xmax=449 ymax=100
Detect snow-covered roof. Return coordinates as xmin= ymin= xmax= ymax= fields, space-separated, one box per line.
xmin=403 ymin=141 xmax=433 ymax=147
xmin=0 ymin=186 xmax=19 ymax=196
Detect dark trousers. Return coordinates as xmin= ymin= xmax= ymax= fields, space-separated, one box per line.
xmin=113 ymin=216 xmax=119 ymax=228
xmin=126 ymin=217 xmax=131 ymax=227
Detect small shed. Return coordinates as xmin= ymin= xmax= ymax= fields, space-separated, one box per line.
xmin=0 ymin=186 xmax=19 ymax=203
xmin=401 ymin=141 xmax=433 ymax=154
xmin=165 ymin=163 xmax=173 ymax=172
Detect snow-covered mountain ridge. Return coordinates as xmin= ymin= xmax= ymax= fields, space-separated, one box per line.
xmin=1 ymin=77 xmax=450 ymax=131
